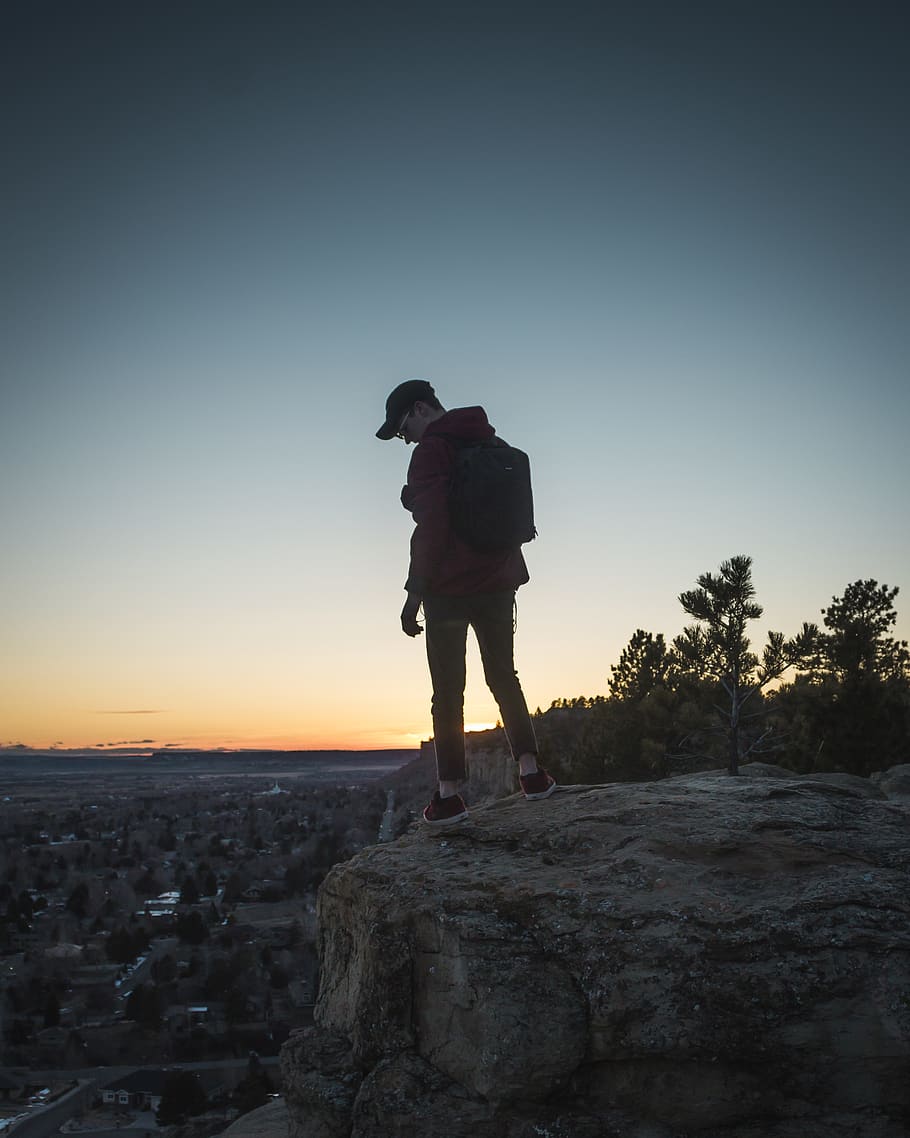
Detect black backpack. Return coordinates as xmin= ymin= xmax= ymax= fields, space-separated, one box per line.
xmin=447 ymin=438 xmax=537 ymax=554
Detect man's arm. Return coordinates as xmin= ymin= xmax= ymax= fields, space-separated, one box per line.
xmin=399 ymin=437 xmax=452 ymax=634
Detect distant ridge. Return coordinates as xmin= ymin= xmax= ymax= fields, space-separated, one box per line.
xmin=147 ymin=749 xmax=415 ymax=762
xmin=0 ymin=748 xmax=417 ymax=782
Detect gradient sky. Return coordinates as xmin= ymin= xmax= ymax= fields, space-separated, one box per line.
xmin=2 ymin=0 xmax=908 ymax=752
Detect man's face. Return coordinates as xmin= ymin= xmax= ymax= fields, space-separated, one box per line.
xmin=398 ymin=400 xmax=430 ymax=445
xmin=396 ymin=404 xmax=414 ymax=443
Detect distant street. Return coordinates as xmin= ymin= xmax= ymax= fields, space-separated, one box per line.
xmin=115 ymin=938 xmax=178 ymax=1004
xmin=8 ymin=1081 xmax=97 ymax=1138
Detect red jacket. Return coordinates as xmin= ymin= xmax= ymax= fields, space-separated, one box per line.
xmin=401 ymin=407 xmax=530 ymax=597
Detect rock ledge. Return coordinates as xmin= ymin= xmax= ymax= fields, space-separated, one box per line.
xmin=281 ymin=768 xmax=910 ymax=1137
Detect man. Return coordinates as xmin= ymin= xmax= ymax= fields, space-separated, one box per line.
xmin=376 ymin=378 xmax=556 ymax=826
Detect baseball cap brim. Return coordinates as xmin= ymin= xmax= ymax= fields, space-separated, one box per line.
xmin=376 ymin=379 xmax=435 ymax=440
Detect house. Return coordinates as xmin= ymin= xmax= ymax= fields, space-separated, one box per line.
xmin=164 ymin=1004 xmax=227 ymax=1037
xmin=101 ymin=1069 xmax=224 ymax=1114
xmin=101 ymin=1069 xmax=170 ymax=1112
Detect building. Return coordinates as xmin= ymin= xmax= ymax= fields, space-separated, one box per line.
xmin=100 ymin=1068 xmax=224 ymax=1114
xmin=101 ymin=1069 xmax=170 ymax=1113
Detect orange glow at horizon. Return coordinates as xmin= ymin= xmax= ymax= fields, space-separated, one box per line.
xmin=1 ymin=727 xmax=427 ymax=753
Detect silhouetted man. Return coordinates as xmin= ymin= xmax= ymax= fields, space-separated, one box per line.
xmin=376 ymin=379 xmax=556 ymax=826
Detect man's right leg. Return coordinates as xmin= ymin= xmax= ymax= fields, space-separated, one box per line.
xmin=423 ymin=597 xmax=470 ymax=825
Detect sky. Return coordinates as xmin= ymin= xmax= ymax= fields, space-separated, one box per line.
xmin=2 ymin=0 xmax=908 ymax=753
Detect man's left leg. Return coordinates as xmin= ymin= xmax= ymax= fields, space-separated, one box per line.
xmin=472 ymin=592 xmax=556 ymax=799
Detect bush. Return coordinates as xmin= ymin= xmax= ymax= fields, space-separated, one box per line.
xmin=156 ymin=1071 xmax=207 ymax=1124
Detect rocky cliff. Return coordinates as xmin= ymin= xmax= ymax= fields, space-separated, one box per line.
xmin=280 ymin=765 xmax=910 ymax=1137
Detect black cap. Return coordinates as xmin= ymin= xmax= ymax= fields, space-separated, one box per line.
xmin=376 ymin=379 xmax=435 ymax=440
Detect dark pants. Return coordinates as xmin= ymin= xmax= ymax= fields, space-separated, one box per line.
xmin=423 ymin=590 xmax=538 ymax=783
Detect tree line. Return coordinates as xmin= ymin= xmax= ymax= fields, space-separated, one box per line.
xmin=540 ymin=555 xmax=909 ymax=781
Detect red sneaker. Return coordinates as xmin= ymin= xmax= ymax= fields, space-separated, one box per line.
xmin=422 ymin=791 xmax=468 ymax=827
xmin=520 ymin=768 xmax=557 ymax=800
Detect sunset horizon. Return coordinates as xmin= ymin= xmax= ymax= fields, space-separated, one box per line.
xmin=0 ymin=716 xmax=506 ymax=755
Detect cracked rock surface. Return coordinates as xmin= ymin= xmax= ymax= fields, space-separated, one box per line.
xmin=280 ymin=766 xmax=910 ymax=1137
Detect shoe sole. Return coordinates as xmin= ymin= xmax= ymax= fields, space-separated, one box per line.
xmin=422 ymin=810 xmax=469 ymax=828
xmin=523 ymin=780 xmax=557 ymax=801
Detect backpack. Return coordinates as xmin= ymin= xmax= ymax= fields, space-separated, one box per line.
xmin=447 ymin=438 xmax=537 ymax=554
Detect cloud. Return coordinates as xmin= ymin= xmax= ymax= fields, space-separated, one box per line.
xmin=87 ymin=739 xmax=160 ymax=748
xmin=94 ymin=709 xmax=165 ymax=715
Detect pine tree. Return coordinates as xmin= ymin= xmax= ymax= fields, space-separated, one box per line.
xmin=674 ymin=555 xmax=815 ymax=774
xmin=775 ymin=579 xmax=910 ymax=774
xmin=815 ymin=580 xmax=909 ymax=683
xmin=609 ymin=629 xmax=672 ymax=701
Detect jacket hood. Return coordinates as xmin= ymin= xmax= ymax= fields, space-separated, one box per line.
xmin=424 ymin=406 xmax=495 ymax=444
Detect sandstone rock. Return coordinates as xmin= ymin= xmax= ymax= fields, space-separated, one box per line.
xmin=787 ymin=770 xmax=887 ymax=798
xmin=871 ymin=763 xmax=910 ymax=801
xmin=280 ymin=1028 xmax=362 ymax=1138
xmin=463 ymin=742 xmax=520 ymax=801
xmin=282 ymin=769 xmax=910 ymax=1136
xmin=218 ymin=1099 xmax=288 ymax=1138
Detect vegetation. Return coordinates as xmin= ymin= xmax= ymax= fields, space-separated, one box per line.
xmin=542 ymin=557 xmax=909 ymax=780
xmin=774 ymin=579 xmax=910 ymax=776
xmin=232 ymin=1051 xmax=274 ymax=1114
xmin=156 ymin=1070 xmax=208 ymax=1124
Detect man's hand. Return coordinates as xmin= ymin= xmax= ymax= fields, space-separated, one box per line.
xmin=400 ymin=595 xmax=423 ymax=637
